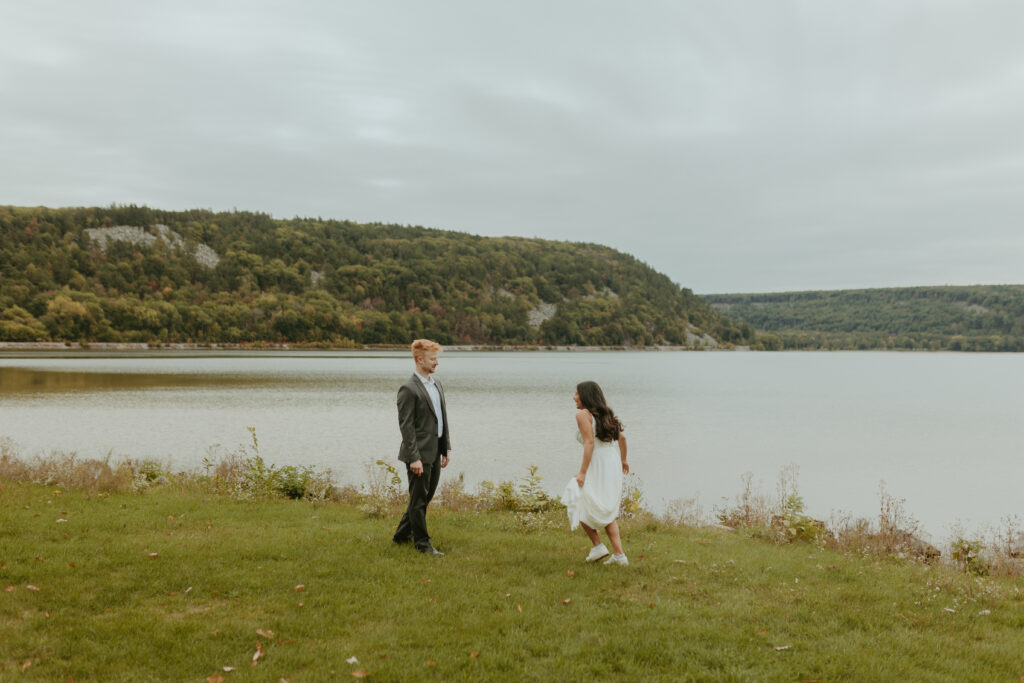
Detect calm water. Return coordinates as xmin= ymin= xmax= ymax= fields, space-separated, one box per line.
xmin=1 ymin=350 xmax=1021 ymax=540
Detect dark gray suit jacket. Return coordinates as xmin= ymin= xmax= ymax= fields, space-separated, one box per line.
xmin=397 ymin=373 xmax=451 ymax=465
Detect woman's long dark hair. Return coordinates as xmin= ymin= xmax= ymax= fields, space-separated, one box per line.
xmin=576 ymin=380 xmax=623 ymax=443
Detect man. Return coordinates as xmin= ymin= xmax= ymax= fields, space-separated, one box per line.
xmin=392 ymin=339 xmax=451 ymax=556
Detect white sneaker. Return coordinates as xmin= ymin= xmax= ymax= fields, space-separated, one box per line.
xmin=585 ymin=544 xmax=610 ymax=562
xmin=604 ymin=553 xmax=629 ymax=566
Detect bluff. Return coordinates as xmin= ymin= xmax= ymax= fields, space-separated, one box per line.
xmin=0 ymin=205 xmax=755 ymax=348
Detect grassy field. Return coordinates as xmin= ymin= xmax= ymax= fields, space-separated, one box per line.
xmin=2 ymin=482 xmax=1024 ymax=682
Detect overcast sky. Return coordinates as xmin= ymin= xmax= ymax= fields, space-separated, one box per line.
xmin=3 ymin=1 xmax=1024 ymax=293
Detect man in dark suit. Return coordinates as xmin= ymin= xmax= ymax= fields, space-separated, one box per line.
xmin=392 ymin=339 xmax=451 ymax=556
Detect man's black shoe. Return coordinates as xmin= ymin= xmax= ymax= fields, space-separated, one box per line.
xmin=418 ymin=544 xmax=445 ymax=557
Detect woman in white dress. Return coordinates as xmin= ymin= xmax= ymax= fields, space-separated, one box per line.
xmin=562 ymin=380 xmax=630 ymax=566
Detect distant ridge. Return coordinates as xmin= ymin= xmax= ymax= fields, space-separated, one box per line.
xmin=0 ymin=204 xmax=758 ymax=348
xmin=704 ymin=286 xmax=1024 ymax=351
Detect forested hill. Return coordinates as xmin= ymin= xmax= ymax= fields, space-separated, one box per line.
xmin=705 ymin=286 xmax=1024 ymax=351
xmin=0 ymin=205 xmax=757 ymax=348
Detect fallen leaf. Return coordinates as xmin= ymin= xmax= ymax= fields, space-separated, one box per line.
xmin=185 ymin=586 xmax=192 ymax=593
xmin=516 ymin=604 xmax=522 ymax=613
xmin=943 ymin=607 xmax=956 ymax=613
xmin=648 ymin=601 xmax=655 ymax=607
xmin=346 ymin=656 xmax=359 ymax=665
xmin=25 ymin=585 xmax=39 ymax=592
xmin=429 ymin=597 xmax=435 ymax=603
xmin=21 ymin=660 xmax=31 ymax=671
xmin=470 ymin=651 xmax=480 ymax=659
xmin=222 ymin=667 xmax=235 ymax=672
xmin=297 ymin=602 xmax=304 ymax=607
xmin=206 ymin=677 xmax=225 ymax=683
xmin=294 ymin=584 xmax=305 ymax=592
xmin=257 ymin=629 xmax=275 ymax=639
xmin=774 ymin=645 xmax=791 ymax=651
xmin=56 ymin=518 xmax=68 ymax=523
xmin=352 ymin=671 xmax=368 ymax=679
xmin=426 ymin=659 xmax=436 ymax=667
xmin=167 ymin=515 xmax=175 ymax=520
xmin=252 ymin=641 xmax=265 ymax=666
xmin=566 ymin=570 xmax=576 ymax=577
xmin=561 ymin=598 xmax=571 ymax=605
xmin=67 ymin=563 xmax=76 ymax=569
xmin=4 ymin=586 xmax=14 ymax=592
xmin=148 ymin=553 xmax=159 ymax=559
xmin=421 ymin=579 xmax=431 ymax=584
xmin=756 ymin=630 xmax=769 ymax=636
xmin=979 ymin=609 xmax=991 ymax=616
xmin=505 ymin=593 xmax=511 ymax=598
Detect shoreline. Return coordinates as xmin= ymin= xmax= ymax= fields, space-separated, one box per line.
xmin=0 ymin=341 xmax=741 ymax=352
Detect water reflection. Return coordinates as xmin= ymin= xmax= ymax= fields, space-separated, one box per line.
xmin=0 ymin=367 xmax=269 ymax=394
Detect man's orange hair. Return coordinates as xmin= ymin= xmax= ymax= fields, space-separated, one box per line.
xmin=411 ymin=339 xmax=442 ymax=358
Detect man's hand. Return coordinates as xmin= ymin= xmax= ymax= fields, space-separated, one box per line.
xmin=410 ymin=459 xmax=423 ymax=476
xmin=441 ymin=451 xmax=451 ymax=468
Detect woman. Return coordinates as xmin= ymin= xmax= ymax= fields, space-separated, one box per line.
xmin=562 ymin=380 xmax=629 ymax=566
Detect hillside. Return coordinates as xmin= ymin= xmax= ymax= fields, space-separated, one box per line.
xmin=0 ymin=205 xmax=756 ymax=348
xmin=705 ymin=286 xmax=1024 ymax=351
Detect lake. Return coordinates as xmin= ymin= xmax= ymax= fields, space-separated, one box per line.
xmin=1 ymin=350 xmax=1021 ymax=542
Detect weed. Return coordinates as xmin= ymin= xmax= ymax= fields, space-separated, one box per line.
xmin=360 ymin=459 xmax=405 ymax=517
xmin=619 ymin=472 xmax=647 ymax=519
xmin=714 ymin=471 xmax=772 ymax=529
xmin=950 ymin=536 xmax=988 ymax=575
xmin=773 ymin=494 xmax=827 ymax=543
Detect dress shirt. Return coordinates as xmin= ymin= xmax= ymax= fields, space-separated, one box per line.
xmin=416 ymin=372 xmax=444 ymax=438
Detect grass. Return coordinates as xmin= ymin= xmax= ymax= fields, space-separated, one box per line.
xmin=3 ymin=482 xmax=1024 ymax=681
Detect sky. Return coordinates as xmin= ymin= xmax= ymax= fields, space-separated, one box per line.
xmin=3 ymin=1 xmax=1024 ymax=294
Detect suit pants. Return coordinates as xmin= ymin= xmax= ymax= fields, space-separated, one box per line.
xmin=394 ymin=445 xmax=443 ymax=549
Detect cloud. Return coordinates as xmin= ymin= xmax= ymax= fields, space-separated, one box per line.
xmin=2 ymin=0 xmax=1024 ymax=292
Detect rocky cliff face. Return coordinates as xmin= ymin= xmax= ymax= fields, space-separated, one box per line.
xmin=86 ymin=224 xmax=220 ymax=268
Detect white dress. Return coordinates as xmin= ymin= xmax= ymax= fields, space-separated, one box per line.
xmin=562 ymin=417 xmax=623 ymax=530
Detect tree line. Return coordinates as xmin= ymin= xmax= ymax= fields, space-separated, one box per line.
xmin=704 ymin=287 xmax=1024 ymax=351
xmin=0 ymin=204 xmax=756 ymax=348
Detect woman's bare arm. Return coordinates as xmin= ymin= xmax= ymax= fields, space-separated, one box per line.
xmin=575 ymin=409 xmax=594 ymax=487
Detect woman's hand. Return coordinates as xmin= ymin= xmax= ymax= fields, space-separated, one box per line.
xmin=575 ymin=471 xmax=586 ymax=487
xmin=621 ymin=462 xmax=630 ymax=475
